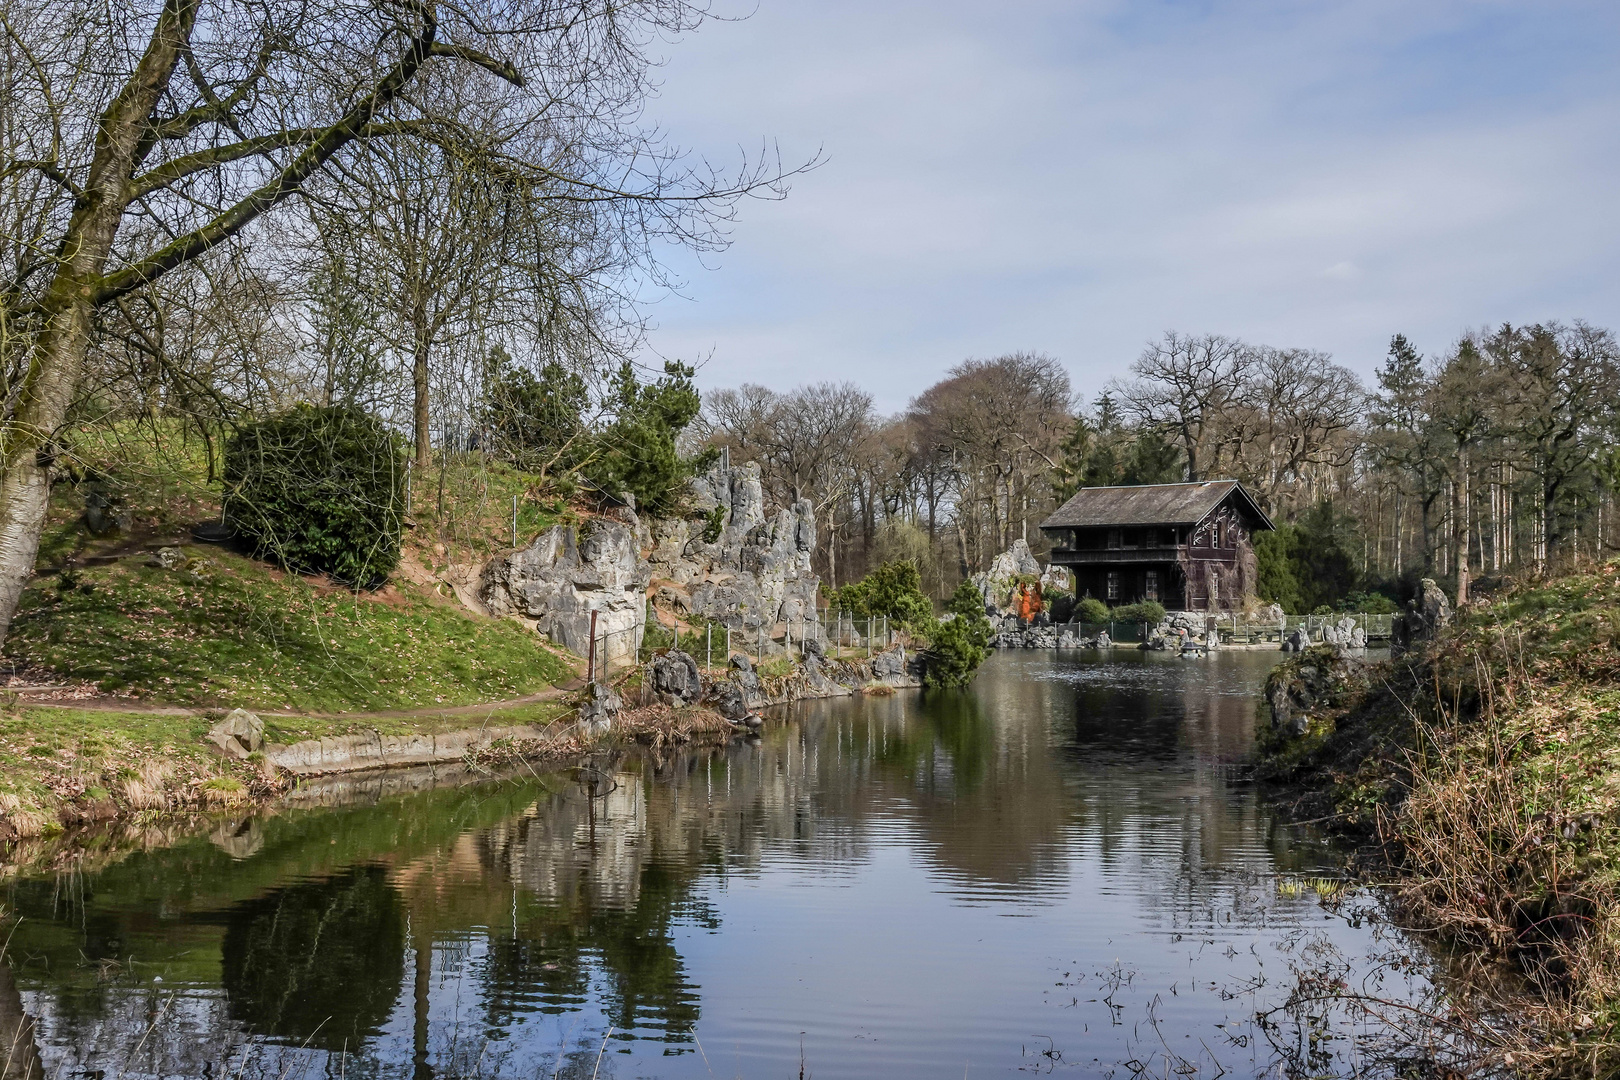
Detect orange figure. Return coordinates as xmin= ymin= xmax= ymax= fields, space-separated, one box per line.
xmin=1017 ymin=582 xmax=1043 ymax=621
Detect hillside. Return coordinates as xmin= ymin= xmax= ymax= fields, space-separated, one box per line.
xmin=1258 ymin=561 xmax=1620 ymax=1076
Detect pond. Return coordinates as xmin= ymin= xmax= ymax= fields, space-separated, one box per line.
xmin=0 ymin=650 xmax=1446 ymax=1079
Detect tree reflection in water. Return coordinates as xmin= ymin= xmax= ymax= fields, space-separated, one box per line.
xmin=0 ymin=652 xmax=1456 ymax=1078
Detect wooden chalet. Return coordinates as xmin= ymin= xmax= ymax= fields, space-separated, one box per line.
xmin=1039 ymin=481 xmax=1273 ymax=612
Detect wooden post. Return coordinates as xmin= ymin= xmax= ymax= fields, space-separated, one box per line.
xmin=588 ymin=609 xmax=598 ymax=682
xmin=512 ymin=494 xmax=518 ymax=549
xmin=706 ymin=624 xmax=712 ymax=669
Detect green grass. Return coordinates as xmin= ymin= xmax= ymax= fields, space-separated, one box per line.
xmin=6 ymin=548 xmax=570 ymax=712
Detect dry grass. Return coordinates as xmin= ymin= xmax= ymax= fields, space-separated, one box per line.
xmin=1262 ymin=562 xmax=1620 ymax=1077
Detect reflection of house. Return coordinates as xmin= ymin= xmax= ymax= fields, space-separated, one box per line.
xmin=1039 ymin=481 xmax=1272 ymax=611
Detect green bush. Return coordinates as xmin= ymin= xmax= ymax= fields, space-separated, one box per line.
xmin=923 ymin=580 xmax=993 ymax=689
xmin=224 ymin=405 xmax=405 ymax=588
xmin=831 ymin=560 xmax=934 ymax=630
xmin=1074 ymin=596 xmax=1110 ymax=624
xmin=1343 ymin=591 xmax=1398 ymax=614
xmin=584 ymin=360 xmax=710 ymax=515
xmin=1111 ymin=600 xmax=1165 ymax=625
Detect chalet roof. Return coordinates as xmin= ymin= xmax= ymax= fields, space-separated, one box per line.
xmin=1039 ymin=481 xmax=1274 ymax=531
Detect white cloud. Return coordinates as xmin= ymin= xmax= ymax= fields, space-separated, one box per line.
xmin=629 ymin=0 xmax=1620 ymax=410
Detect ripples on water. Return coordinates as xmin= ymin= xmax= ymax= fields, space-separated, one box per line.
xmin=0 ymin=650 xmax=1448 ymax=1078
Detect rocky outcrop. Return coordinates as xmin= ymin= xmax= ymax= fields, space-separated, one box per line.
xmin=1264 ymin=647 xmax=1368 ymax=736
xmin=649 ymin=649 xmax=703 ymax=705
xmin=972 ymin=538 xmax=1042 ymax=608
xmin=641 ymin=459 xmax=820 ymax=640
xmin=1392 ymin=578 xmax=1452 ymax=657
xmin=1322 ymin=616 xmax=1368 ymax=650
xmin=481 ymin=515 xmax=649 ymax=667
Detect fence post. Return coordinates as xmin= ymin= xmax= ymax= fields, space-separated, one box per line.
xmin=512 ymin=494 xmax=518 ymax=549
xmin=726 ymin=626 xmax=731 ymax=664
xmin=707 ymin=624 xmax=712 ymax=669
xmin=588 ymin=609 xmax=598 ymax=682
xmin=867 ymin=616 xmax=873 ymax=657
xmin=405 ymin=459 xmax=412 ymax=515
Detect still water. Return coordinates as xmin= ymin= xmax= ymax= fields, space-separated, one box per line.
xmin=0 ymin=651 xmax=1437 ymax=1078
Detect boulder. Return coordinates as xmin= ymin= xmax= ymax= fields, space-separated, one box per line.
xmin=1392 ymin=577 xmax=1452 ymax=657
xmin=206 ymin=708 xmax=264 ymax=758
xmin=1265 ymin=648 xmax=1367 ymax=736
xmin=145 ymin=546 xmax=188 ymax=570
xmin=1096 ymin=631 xmax=1112 ymax=649
xmin=870 ymin=646 xmax=907 ymax=678
xmin=1282 ymin=627 xmax=1310 ymax=653
xmin=480 ymin=519 xmax=649 ymax=667
xmin=650 ymin=649 xmax=703 ymax=706
xmin=578 ymin=682 xmax=621 ymax=733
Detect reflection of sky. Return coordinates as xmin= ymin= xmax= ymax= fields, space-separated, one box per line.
xmin=11 ymin=651 xmax=1441 ymax=1078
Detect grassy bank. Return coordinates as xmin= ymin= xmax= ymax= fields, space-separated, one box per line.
xmin=1258 ymin=561 xmax=1620 ymax=1077
xmin=9 ymin=547 xmax=569 ymax=712
xmin=0 ymin=421 xmax=605 ymax=843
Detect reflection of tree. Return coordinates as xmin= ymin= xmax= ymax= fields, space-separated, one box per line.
xmin=219 ymin=865 xmax=405 ymax=1051
xmin=0 ymin=953 xmax=43 ymax=1080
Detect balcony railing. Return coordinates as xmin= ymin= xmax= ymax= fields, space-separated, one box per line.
xmin=1047 ymin=545 xmax=1184 ymax=562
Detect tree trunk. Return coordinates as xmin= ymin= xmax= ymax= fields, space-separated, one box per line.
xmin=1455 ymin=445 xmax=1470 ymax=606
xmin=412 ymin=316 xmax=432 ymax=468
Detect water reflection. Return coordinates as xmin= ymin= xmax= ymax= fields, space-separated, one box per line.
xmin=0 ymin=651 xmax=1432 ymax=1078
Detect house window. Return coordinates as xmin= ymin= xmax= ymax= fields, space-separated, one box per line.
xmin=1107 ymin=529 xmax=1122 ymax=550
xmin=1145 ymin=570 xmax=1159 ymax=601
xmin=1106 ymin=571 xmax=1121 ymax=602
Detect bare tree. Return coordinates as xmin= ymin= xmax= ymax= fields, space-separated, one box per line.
xmin=1116 ymin=332 xmax=1251 ymax=482
xmin=0 ymin=0 xmax=800 ymax=640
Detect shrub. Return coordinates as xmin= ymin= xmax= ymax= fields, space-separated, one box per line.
xmin=831 ymin=560 xmax=934 ymax=630
xmin=224 ymin=405 xmax=405 ymax=588
xmin=1344 ymin=591 xmax=1398 ymax=614
xmin=923 ymin=580 xmax=993 ymax=689
xmin=1074 ymin=596 xmax=1110 ymax=624
xmin=584 ymin=360 xmax=709 ymax=515
xmin=1111 ymin=600 xmax=1165 ymax=625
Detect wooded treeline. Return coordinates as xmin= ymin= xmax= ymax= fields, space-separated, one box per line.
xmin=697 ymin=326 xmax=1620 ymax=610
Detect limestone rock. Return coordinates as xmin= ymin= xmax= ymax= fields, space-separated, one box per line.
xmin=480 ymin=519 xmax=649 ymax=666
xmin=578 ymin=682 xmax=622 ymax=733
xmin=145 ymin=546 xmax=188 ymax=571
xmin=1282 ymin=627 xmax=1310 ymax=653
xmin=650 ymin=649 xmax=703 ymax=706
xmin=677 ymin=460 xmax=819 ymax=636
xmin=1392 ymin=577 xmax=1452 ymax=657
xmin=207 ymin=708 xmax=264 ymax=758
xmin=971 ymin=539 xmax=1043 ymax=608
xmin=1096 ymin=630 xmax=1112 ymax=649
xmin=870 ymin=646 xmax=907 ymax=678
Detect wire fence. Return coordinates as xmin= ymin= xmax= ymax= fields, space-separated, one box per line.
xmin=578 ymin=609 xmax=906 ymax=680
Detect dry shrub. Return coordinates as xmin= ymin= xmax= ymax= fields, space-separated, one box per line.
xmin=1387 ymin=619 xmax=1620 ymax=1076
xmin=117 ymin=760 xmax=175 ymax=811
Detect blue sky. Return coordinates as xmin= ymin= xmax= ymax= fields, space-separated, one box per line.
xmin=631 ymin=1 xmax=1620 ymax=412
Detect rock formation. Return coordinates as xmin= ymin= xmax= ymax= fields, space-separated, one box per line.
xmin=641 ymin=459 xmax=820 ymax=640
xmin=480 ymin=514 xmax=650 ymax=667
xmin=1391 ymin=578 xmax=1451 ymax=657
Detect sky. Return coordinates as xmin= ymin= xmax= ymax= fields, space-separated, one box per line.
xmin=628 ymin=0 xmax=1620 ymax=414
